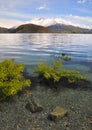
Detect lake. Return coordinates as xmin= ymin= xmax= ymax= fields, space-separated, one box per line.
xmin=0 ymin=34 xmax=92 ymax=80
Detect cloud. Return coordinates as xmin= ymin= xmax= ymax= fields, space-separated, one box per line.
xmin=0 ymin=10 xmax=31 ymax=19
xmin=77 ymin=0 xmax=87 ymax=3
xmin=77 ymin=0 xmax=91 ymax=3
xmin=36 ymin=4 xmax=48 ymax=10
xmin=65 ymin=15 xmax=92 ymax=28
xmin=0 ymin=0 xmax=49 ymax=19
xmin=0 ymin=0 xmax=48 ymax=11
xmin=0 ymin=15 xmax=92 ymax=29
xmin=0 ymin=18 xmax=24 ymax=28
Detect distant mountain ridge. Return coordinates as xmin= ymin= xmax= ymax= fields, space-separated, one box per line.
xmin=0 ymin=24 xmax=54 ymax=33
xmin=0 ymin=27 xmax=8 ymax=33
xmin=0 ymin=18 xmax=92 ymax=33
xmin=29 ymin=18 xmax=92 ymax=33
xmin=47 ymin=24 xmax=92 ymax=33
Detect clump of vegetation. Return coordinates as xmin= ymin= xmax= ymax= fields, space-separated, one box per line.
xmin=0 ymin=59 xmax=31 ymax=100
xmin=34 ymin=59 xmax=87 ymax=87
xmin=61 ymin=56 xmax=71 ymax=61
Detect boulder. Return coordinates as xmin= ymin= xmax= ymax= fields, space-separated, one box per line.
xmin=25 ymin=96 xmax=43 ymax=113
xmin=49 ymin=106 xmax=68 ymax=121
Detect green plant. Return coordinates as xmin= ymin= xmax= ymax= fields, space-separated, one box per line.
xmin=0 ymin=59 xmax=31 ymax=100
xmin=63 ymin=56 xmax=71 ymax=61
xmin=35 ymin=59 xmax=87 ymax=86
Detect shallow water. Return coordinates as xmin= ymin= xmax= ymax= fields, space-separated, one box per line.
xmin=0 ymin=33 xmax=92 ymax=79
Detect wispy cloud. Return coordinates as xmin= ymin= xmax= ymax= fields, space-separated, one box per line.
xmin=77 ymin=0 xmax=91 ymax=3
xmin=0 ymin=10 xmax=32 ymax=20
xmin=0 ymin=18 xmax=24 ymax=28
xmin=64 ymin=15 xmax=92 ymax=28
xmin=0 ymin=0 xmax=49 ymax=18
xmin=36 ymin=4 xmax=48 ymax=10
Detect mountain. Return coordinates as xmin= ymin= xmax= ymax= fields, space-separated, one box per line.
xmin=0 ymin=27 xmax=9 ymax=33
xmin=0 ymin=18 xmax=92 ymax=33
xmin=47 ymin=24 xmax=90 ymax=33
xmin=29 ymin=18 xmax=90 ymax=29
xmin=29 ymin=18 xmax=91 ymax=33
xmin=89 ymin=29 xmax=92 ymax=33
xmin=11 ymin=24 xmax=54 ymax=33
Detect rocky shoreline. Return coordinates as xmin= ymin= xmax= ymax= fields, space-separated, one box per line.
xmin=0 ymin=81 xmax=92 ymax=130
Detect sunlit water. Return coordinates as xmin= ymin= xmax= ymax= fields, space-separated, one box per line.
xmin=0 ymin=34 xmax=92 ymax=80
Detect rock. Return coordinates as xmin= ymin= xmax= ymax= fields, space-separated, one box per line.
xmin=88 ymin=118 xmax=92 ymax=126
xmin=49 ymin=123 xmax=53 ymax=127
xmin=62 ymin=53 xmax=66 ymax=56
xmin=26 ymin=117 xmax=32 ymax=122
xmin=26 ymin=90 xmax=33 ymax=97
xmin=64 ymin=121 xmax=70 ymax=127
xmin=25 ymin=96 xmax=43 ymax=113
xmin=49 ymin=106 xmax=68 ymax=121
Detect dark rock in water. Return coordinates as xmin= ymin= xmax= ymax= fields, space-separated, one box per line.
xmin=62 ymin=53 xmax=66 ymax=56
xmin=60 ymin=53 xmax=72 ymax=61
xmin=25 ymin=96 xmax=43 ymax=113
xmin=49 ymin=106 xmax=68 ymax=121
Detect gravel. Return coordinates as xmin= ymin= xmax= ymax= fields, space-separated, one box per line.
xmin=0 ymin=84 xmax=92 ymax=130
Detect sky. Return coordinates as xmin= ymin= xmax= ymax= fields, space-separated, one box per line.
xmin=0 ymin=0 xmax=92 ymax=28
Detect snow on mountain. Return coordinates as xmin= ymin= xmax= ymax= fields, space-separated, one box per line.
xmin=27 ymin=18 xmax=57 ymax=27
xmin=9 ymin=18 xmax=90 ymax=29
xmin=27 ymin=18 xmax=90 ymax=29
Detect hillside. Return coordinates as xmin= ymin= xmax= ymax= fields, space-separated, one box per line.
xmin=47 ymin=24 xmax=91 ymax=33
xmin=0 ymin=22 xmax=92 ymax=34
xmin=0 ymin=27 xmax=9 ymax=33
xmin=13 ymin=24 xmax=54 ymax=33
xmin=29 ymin=18 xmax=92 ymax=34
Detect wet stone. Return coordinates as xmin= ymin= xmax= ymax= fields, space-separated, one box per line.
xmin=49 ymin=106 xmax=68 ymax=121
xmin=25 ymin=96 xmax=43 ymax=113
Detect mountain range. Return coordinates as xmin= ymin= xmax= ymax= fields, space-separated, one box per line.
xmin=0 ymin=18 xmax=92 ymax=33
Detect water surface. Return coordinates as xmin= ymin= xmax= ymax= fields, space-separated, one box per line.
xmin=0 ymin=34 xmax=92 ymax=79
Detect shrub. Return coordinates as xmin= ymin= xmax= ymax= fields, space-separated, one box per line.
xmin=0 ymin=59 xmax=31 ymax=100
xmin=34 ymin=59 xmax=87 ymax=86
xmin=63 ymin=56 xmax=71 ymax=61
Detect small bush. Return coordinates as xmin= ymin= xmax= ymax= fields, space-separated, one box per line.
xmin=63 ymin=56 xmax=71 ymax=61
xmin=34 ymin=59 xmax=87 ymax=87
xmin=0 ymin=59 xmax=31 ymax=100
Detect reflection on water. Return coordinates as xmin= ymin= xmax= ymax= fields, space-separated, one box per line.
xmin=0 ymin=34 xmax=92 ymax=78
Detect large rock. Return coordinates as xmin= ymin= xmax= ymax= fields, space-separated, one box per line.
xmin=25 ymin=96 xmax=43 ymax=113
xmin=49 ymin=106 xmax=68 ymax=121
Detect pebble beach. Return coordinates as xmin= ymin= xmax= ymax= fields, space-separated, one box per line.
xmin=0 ymin=81 xmax=92 ymax=130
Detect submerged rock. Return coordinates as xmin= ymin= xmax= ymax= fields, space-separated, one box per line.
xmin=62 ymin=53 xmax=66 ymax=56
xmin=49 ymin=106 xmax=68 ymax=121
xmin=25 ymin=96 xmax=43 ymax=113
xmin=63 ymin=56 xmax=71 ymax=61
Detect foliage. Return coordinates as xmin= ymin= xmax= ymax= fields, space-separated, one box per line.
xmin=62 ymin=56 xmax=71 ymax=61
xmin=35 ymin=59 xmax=87 ymax=85
xmin=0 ymin=59 xmax=31 ymax=100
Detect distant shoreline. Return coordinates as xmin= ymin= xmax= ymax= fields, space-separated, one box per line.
xmin=0 ymin=23 xmax=92 ymax=33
